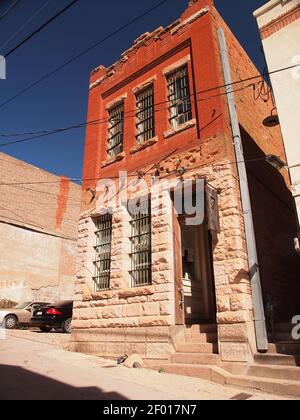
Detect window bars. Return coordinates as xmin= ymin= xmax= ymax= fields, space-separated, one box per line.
xmin=130 ymin=200 xmax=152 ymax=287
xmin=108 ymin=102 xmax=124 ymax=158
xmin=93 ymin=214 xmax=112 ymax=291
xmin=136 ymin=85 xmax=155 ymax=144
xmin=167 ymin=65 xmax=192 ymax=129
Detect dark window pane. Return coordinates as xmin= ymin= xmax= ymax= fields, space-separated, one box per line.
xmin=108 ymin=102 xmax=124 ymax=157
xmin=167 ymin=65 xmax=192 ymax=129
xmin=136 ymin=85 xmax=155 ymax=144
xmin=93 ymin=214 xmax=112 ymax=291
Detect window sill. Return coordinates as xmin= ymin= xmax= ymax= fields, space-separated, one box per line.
xmin=163 ymin=119 xmax=196 ymax=139
xmin=101 ymin=152 xmax=125 ymax=168
xmin=130 ymin=136 xmax=158 ymax=155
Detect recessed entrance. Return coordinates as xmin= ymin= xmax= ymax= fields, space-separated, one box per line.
xmin=173 ymin=211 xmax=216 ymax=326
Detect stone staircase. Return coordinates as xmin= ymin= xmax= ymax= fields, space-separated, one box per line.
xmin=155 ymin=323 xmax=300 ymax=398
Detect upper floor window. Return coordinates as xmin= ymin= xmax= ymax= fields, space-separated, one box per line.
xmin=167 ymin=65 xmax=192 ymax=129
xmin=108 ymin=102 xmax=124 ymax=158
xmin=136 ymin=85 xmax=155 ymax=144
xmin=93 ymin=214 xmax=113 ymax=291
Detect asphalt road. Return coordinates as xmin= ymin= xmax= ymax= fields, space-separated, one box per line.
xmin=0 ymin=332 xmax=292 ymax=400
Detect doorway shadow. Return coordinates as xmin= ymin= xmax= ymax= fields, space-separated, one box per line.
xmin=0 ymin=364 xmax=127 ymax=400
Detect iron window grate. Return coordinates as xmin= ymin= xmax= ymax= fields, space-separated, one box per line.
xmin=167 ymin=65 xmax=192 ymax=129
xmin=136 ymin=85 xmax=155 ymax=144
xmin=129 ymin=200 xmax=152 ymax=287
xmin=93 ymin=214 xmax=112 ymax=292
xmin=108 ymin=102 xmax=124 ymax=158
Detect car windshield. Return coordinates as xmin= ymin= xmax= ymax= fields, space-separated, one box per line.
xmin=13 ymin=302 xmax=31 ymax=310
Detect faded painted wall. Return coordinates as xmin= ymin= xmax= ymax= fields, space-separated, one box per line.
xmin=0 ymin=152 xmax=81 ymax=303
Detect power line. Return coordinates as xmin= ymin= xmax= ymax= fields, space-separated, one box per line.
xmin=0 ymin=62 xmax=299 ymax=143
xmin=0 ymin=0 xmax=171 ymax=110
xmin=4 ymin=0 xmax=80 ymax=58
xmin=0 ymin=156 xmax=272 ymax=187
xmin=0 ymin=0 xmax=21 ymax=23
xmin=0 ymin=0 xmax=51 ymax=51
xmin=0 ymin=82 xmax=255 ymax=148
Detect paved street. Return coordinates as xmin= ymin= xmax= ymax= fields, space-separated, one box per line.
xmin=0 ymin=330 xmax=294 ymax=400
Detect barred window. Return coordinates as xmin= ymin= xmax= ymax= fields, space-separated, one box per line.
xmin=93 ymin=214 xmax=112 ymax=291
xmin=130 ymin=200 xmax=152 ymax=287
xmin=167 ymin=65 xmax=192 ymax=129
xmin=108 ymin=102 xmax=124 ymax=158
xmin=136 ymin=85 xmax=155 ymax=144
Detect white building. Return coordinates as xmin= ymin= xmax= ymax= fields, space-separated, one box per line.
xmin=254 ymin=0 xmax=300 ymax=247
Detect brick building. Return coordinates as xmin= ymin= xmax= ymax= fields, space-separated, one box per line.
xmin=72 ymin=0 xmax=300 ymax=372
xmin=0 ymin=152 xmax=81 ymax=303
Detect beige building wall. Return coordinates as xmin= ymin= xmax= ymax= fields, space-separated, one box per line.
xmin=0 ymin=152 xmax=81 ymax=303
xmin=254 ymin=0 xmax=300 ymax=228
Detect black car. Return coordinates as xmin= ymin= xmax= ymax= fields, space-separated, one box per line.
xmin=30 ymin=301 xmax=73 ymax=334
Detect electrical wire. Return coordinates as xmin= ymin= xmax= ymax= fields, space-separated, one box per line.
xmin=0 ymin=61 xmax=299 ymax=142
xmin=0 ymin=0 xmax=171 ymax=110
xmin=4 ymin=0 xmax=80 ymax=58
xmin=0 ymin=0 xmax=21 ymax=23
xmin=0 ymin=0 xmax=51 ymax=51
xmin=0 ymin=82 xmax=255 ymax=148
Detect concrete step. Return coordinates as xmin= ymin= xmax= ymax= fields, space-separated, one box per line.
xmin=247 ymin=364 xmax=300 ymax=381
xmin=268 ymin=342 xmax=300 ymax=355
xmin=176 ymin=342 xmax=219 ymax=354
xmin=184 ymin=324 xmax=217 ymax=334
xmin=255 ymin=353 xmax=300 ymax=367
xmin=161 ymin=363 xmax=227 ymax=385
xmin=160 ymin=363 xmax=300 ymax=398
xmin=184 ymin=332 xmax=218 ymax=344
xmin=227 ymin=374 xmax=300 ymax=398
xmin=171 ymin=352 xmax=220 ymax=365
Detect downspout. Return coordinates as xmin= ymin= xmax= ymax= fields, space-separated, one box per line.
xmin=217 ymin=28 xmax=268 ymax=352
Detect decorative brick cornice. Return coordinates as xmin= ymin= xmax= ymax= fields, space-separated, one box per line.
xmin=260 ymin=4 xmax=300 ymax=39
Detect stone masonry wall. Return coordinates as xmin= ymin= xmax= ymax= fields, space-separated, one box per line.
xmin=72 ymin=134 xmax=256 ymax=363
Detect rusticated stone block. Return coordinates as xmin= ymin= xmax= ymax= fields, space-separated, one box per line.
xmin=143 ymin=302 xmax=160 ymax=316
xmin=216 ymin=295 xmax=230 ymax=312
xmin=123 ymin=303 xmax=142 ymax=318
xmin=160 ymin=301 xmax=172 ymax=316
xmin=125 ymin=343 xmax=146 ymax=357
xmin=218 ymin=323 xmax=248 ymax=343
xmin=220 ymin=342 xmax=249 ymax=363
xmin=146 ymin=343 xmax=173 ymax=359
xmin=139 ymin=316 xmax=171 ymax=327
xmin=101 ymin=306 xmax=123 ymax=319
xmin=217 ymin=310 xmax=252 ymax=324
xmin=147 ymin=327 xmax=170 ymax=343
xmin=118 ymin=287 xmax=154 ymax=299
xmin=230 ymin=294 xmax=253 ymax=311
xmin=126 ymin=328 xmax=147 ymax=343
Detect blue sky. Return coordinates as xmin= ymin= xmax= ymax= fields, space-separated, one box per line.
xmin=0 ymin=0 xmax=266 ymax=179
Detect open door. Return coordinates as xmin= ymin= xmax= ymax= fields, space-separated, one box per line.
xmin=173 ymin=208 xmax=185 ymax=325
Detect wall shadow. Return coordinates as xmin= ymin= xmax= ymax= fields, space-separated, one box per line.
xmin=240 ymin=125 xmax=300 ymax=324
xmin=0 ymin=364 xmax=127 ymax=400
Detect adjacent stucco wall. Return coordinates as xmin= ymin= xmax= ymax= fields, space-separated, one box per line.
xmin=254 ymin=0 xmax=300 ymax=226
xmin=0 ymin=223 xmax=76 ymax=303
xmin=0 ymin=152 xmax=81 ymax=303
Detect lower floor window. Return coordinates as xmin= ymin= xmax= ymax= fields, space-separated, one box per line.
xmin=93 ymin=214 xmax=112 ymax=291
xmin=130 ymin=200 xmax=152 ymax=287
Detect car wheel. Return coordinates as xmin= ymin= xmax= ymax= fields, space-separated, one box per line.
xmin=39 ymin=327 xmax=52 ymax=333
xmin=5 ymin=315 xmax=18 ymax=330
xmin=62 ymin=318 xmax=72 ymax=334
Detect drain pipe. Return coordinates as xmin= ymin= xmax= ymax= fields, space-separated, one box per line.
xmin=217 ymin=28 xmax=268 ymax=352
